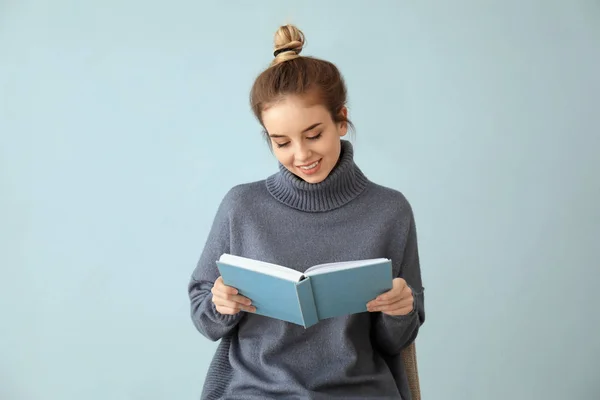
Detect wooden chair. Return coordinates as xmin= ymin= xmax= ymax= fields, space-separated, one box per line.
xmin=401 ymin=342 xmax=421 ymax=400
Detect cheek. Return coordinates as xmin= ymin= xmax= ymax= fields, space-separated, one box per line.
xmin=273 ymin=149 xmax=294 ymax=166
xmin=322 ymin=136 xmax=341 ymax=156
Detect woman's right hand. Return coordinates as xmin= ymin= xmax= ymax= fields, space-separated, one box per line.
xmin=211 ymin=276 xmax=256 ymax=315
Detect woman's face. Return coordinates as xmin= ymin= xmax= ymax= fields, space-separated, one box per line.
xmin=261 ymin=95 xmax=348 ymax=184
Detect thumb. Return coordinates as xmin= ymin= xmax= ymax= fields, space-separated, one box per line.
xmin=393 ymin=277 xmax=406 ymax=288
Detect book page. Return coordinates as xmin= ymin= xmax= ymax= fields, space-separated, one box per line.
xmin=218 ymin=254 xmax=304 ymax=282
xmin=304 ymin=258 xmax=390 ymax=276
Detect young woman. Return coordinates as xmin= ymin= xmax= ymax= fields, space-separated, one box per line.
xmin=188 ymin=24 xmax=425 ymax=400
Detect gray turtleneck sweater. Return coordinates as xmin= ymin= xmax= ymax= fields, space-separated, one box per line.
xmin=188 ymin=140 xmax=425 ymax=400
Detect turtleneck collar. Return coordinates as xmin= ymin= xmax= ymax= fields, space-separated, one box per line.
xmin=265 ymin=140 xmax=369 ymax=212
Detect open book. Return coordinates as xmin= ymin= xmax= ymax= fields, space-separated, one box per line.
xmin=216 ymin=254 xmax=393 ymax=328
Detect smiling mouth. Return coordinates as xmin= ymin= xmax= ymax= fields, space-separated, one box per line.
xmin=296 ymin=159 xmax=322 ymax=175
xmin=298 ymin=160 xmax=320 ymax=170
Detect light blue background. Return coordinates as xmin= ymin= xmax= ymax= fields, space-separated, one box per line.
xmin=1 ymin=1 xmax=599 ymax=399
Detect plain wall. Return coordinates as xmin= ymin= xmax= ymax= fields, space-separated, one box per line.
xmin=1 ymin=1 xmax=599 ymax=399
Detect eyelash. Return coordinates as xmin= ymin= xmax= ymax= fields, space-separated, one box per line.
xmin=276 ymin=133 xmax=322 ymax=148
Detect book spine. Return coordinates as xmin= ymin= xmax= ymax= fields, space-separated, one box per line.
xmin=295 ymin=278 xmax=319 ymax=328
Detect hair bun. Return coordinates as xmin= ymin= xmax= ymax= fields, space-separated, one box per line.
xmin=271 ymin=24 xmax=305 ymax=66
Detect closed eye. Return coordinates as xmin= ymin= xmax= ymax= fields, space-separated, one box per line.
xmin=274 ymin=132 xmax=321 ymax=148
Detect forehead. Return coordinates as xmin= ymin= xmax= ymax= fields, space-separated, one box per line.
xmin=262 ymin=96 xmax=329 ymax=136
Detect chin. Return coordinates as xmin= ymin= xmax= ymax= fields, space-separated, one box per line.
xmin=293 ymin=158 xmax=331 ymax=183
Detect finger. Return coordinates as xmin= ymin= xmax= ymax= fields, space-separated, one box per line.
xmin=366 ymin=294 xmax=400 ymax=308
xmin=211 ymin=284 xmax=253 ymax=307
xmin=375 ymin=284 xmax=404 ymax=303
xmin=383 ymin=305 xmax=414 ymax=316
xmin=212 ymin=296 xmax=243 ymax=309
xmin=211 ymin=286 xmax=249 ymax=306
xmin=215 ymin=305 xmax=240 ymax=315
xmin=379 ymin=288 xmax=412 ymax=304
xmin=375 ymin=280 xmax=412 ymax=304
xmin=216 ymin=292 xmax=253 ymax=306
xmin=384 ymin=297 xmax=414 ymax=314
xmin=214 ymin=277 xmax=239 ymax=295
xmin=213 ymin=296 xmax=256 ymax=313
xmin=369 ymin=297 xmax=413 ymax=312
xmin=372 ymin=295 xmax=404 ymax=306
xmin=392 ymin=278 xmax=407 ymax=291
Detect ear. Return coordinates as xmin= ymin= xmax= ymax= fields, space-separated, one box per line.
xmin=338 ymin=106 xmax=348 ymax=137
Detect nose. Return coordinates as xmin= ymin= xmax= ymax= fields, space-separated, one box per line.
xmin=295 ymin=142 xmax=312 ymax=163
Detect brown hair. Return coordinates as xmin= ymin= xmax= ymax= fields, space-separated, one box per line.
xmin=250 ymin=24 xmax=353 ymax=141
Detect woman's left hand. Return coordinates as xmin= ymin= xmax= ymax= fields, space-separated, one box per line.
xmin=367 ymin=278 xmax=413 ymax=316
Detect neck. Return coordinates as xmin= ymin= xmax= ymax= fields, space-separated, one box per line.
xmin=265 ymin=140 xmax=369 ymax=212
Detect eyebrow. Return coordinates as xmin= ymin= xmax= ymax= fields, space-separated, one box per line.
xmin=268 ymin=122 xmax=322 ymax=138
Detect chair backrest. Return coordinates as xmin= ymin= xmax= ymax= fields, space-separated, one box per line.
xmin=401 ymin=342 xmax=421 ymax=400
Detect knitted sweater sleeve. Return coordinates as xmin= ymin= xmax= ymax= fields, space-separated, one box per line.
xmin=188 ymin=189 xmax=244 ymax=341
xmin=372 ymin=205 xmax=426 ymax=356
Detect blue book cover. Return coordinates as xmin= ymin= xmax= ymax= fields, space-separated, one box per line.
xmin=216 ymin=254 xmax=392 ymax=328
xmin=303 ymin=259 xmax=393 ymax=321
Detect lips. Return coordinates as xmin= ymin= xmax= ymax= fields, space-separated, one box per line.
xmin=298 ymin=160 xmax=320 ymax=169
xmin=296 ymin=158 xmax=322 ymax=176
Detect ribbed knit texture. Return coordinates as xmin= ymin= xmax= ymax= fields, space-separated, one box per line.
xmin=201 ymin=335 xmax=234 ymax=400
xmin=189 ymin=140 xmax=425 ymax=399
xmin=265 ymin=141 xmax=369 ymax=212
